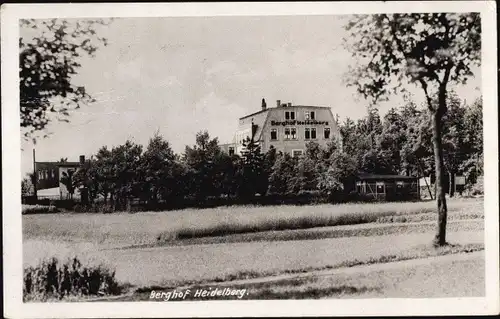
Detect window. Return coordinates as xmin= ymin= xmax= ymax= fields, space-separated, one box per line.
xmin=356 ymin=182 xmax=362 ymax=193
xmin=38 ymin=171 xmax=43 ymax=180
xmin=376 ymin=181 xmax=385 ymax=194
xmin=229 ymin=147 xmax=235 ymax=156
xmin=271 ymin=129 xmax=278 ymax=141
xmin=292 ymin=150 xmax=303 ymax=158
xmin=310 ymin=111 xmax=315 ymax=120
xmin=324 ymin=127 xmax=331 ymax=139
xmin=291 ymin=127 xmax=297 ymax=140
xmin=305 ymin=128 xmax=310 ymax=140
xmin=311 ymin=128 xmax=317 ymax=139
xmin=305 ymin=111 xmax=310 ymax=120
xmin=284 ymin=128 xmax=291 ymax=140
xmin=285 ymin=111 xmax=295 ymax=120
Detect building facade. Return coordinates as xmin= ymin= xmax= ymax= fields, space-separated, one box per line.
xmin=34 ymin=155 xmax=85 ymax=199
xmin=222 ymin=99 xmax=342 ymax=157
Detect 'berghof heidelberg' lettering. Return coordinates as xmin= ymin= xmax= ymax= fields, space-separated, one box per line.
xmin=271 ymin=120 xmax=329 ymax=126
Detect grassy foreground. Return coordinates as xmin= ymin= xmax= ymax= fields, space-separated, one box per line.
xmin=100 ymin=243 xmax=484 ymax=301
xmin=23 ymin=198 xmax=483 ymax=248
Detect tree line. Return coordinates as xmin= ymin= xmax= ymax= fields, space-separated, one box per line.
xmin=26 ymin=95 xmax=480 ymax=211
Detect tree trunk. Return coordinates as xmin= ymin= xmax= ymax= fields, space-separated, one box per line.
xmin=431 ymin=104 xmax=448 ymax=246
xmin=449 ymin=170 xmax=455 ymax=197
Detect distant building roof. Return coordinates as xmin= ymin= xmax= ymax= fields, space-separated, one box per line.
xmin=356 ymin=172 xmax=417 ymax=181
xmin=35 ymin=161 xmax=80 ymax=167
xmin=57 ymin=162 xmax=80 ymax=167
xmin=239 ymin=105 xmax=331 ymax=120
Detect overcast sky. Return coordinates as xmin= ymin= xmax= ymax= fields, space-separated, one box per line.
xmin=20 ymin=16 xmax=481 ymax=176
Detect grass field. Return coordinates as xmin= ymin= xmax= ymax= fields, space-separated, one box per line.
xmin=23 ymin=198 xmax=484 ymax=297
xmin=23 ymin=198 xmax=483 ymax=248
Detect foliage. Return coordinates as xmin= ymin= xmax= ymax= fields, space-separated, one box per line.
xmin=20 ymin=19 xmax=111 ymax=142
xmin=22 ymin=204 xmax=58 ymax=215
xmin=60 ymin=168 xmax=76 ymax=199
xmin=239 ymin=136 xmax=267 ymax=197
xmin=344 ymin=12 xmax=481 ymax=246
xmin=22 ymin=173 xmax=36 ymax=196
xmin=183 ymin=131 xmax=224 ymax=200
xmin=24 ymin=257 xmax=120 ymax=301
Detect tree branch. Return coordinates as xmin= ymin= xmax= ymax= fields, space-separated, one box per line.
xmin=419 ymin=79 xmax=435 ymax=112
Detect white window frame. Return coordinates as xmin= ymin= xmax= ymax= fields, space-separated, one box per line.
xmin=305 ymin=111 xmax=310 ymax=120
xmin=270 ymin=128 xmax=278 ymax=141
xmin=284 ymin=127 xmax=291 ymax=140
xmin=310 ymin=111 xmax=316 ymax=120
xmin=305 ymin=128 xmax=310 ymax=140
xmin=290 ymin=127 xmax=297 ymax=140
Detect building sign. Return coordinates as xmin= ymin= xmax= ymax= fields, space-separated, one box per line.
xmin=271 ymin=120 xmax=329 ymax=126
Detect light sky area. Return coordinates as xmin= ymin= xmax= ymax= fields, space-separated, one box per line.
xmin=20 ymin=15 xmax=481 ymax=176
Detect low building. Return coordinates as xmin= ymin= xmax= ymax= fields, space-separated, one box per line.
xmin=222 ymin=98 xmax=342 ymax=157
xmin=354 ymin=172 xmax=420 ymax=201
xmin=34 ymin=155 xmax=85 ymax=199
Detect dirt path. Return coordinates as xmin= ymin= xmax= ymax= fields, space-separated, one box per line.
xmin=189 ymin=251 xmax=484 ymax=288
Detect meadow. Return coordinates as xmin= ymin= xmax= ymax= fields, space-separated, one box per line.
xmin=23 ymin=197 xmax=484 ymax=297
xmin=23 ymin=198 xmax=484 ymax=249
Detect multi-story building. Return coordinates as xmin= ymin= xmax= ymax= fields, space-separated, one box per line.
xmin=221 ymin=99 xmax=342 ymax=157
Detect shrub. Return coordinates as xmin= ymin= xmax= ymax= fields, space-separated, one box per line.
xmin=22 ymin=204 xmax=58 ymax=215
xmin=73 ymin=203 xmax=115 ymax=213
xmin=24 ymin=257 xmax=121 ymax=301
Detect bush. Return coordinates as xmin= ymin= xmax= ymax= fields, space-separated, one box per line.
xmin=24 ymin=257 xmax=121 ymax=301
xmin=73 ymin=203 xmax=115 ymax=213
xmin=22 ymin=204 xmax=58 ymax=215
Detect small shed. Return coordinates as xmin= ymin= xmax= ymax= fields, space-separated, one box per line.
xmin=355 ymin=173 xmax=420 ymax=201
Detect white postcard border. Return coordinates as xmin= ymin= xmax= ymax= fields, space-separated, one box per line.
xmin=2 ymin=1 xmax=498 ymax=318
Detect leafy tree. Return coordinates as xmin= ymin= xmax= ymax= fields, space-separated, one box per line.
xmin=344 ymin=13 xmax=481 ymax=246
xmin=317 ymin=147 xmax=358 ymax=198
xmin=239 ymin=136 xmax=267 ymax=197
xmin=183 ymin=131 xmax=223 ymax=200
xmin=20 ymin=19 xmax=110 ymax=142
xmin=73 ymin=158 xmax=98 ymax=204
xmin=441 ymin=92 xmax=467 ymax=196
xmin=60 ymin=169 xmax=76 ymax=199
xmin=460 ymin=98 xmax=483 ymax=185
xmin=138 ymin=133 xmax=176 ymax=205
xmin=22 ymin=173 xmax=35 ymax=196
xmin=268 ymin=152 xmax=297 ymax=196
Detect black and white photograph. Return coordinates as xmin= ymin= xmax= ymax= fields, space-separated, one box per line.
xmin=2 ymin=1 xmax=499 ymax=317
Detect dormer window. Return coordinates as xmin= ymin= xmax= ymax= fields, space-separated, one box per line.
xmin=285 ymin=111 xmax=295 ymax=120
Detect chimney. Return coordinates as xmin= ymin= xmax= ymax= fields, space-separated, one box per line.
xmin=79 ymin=155 xmax=85 ymax=165
xmin=287 ymin=102 xmax=292 ymax=107
xmin=261 ymin=98 xmax=267 ymax=111
xmin=276 ymin=99 xmax=281 ymax=108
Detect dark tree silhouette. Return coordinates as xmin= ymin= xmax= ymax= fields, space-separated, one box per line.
xmin=20 ymin=18 xmax=111 ymax=142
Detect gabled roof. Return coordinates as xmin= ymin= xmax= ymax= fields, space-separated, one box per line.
xmin=239 ymin=109 xmax=269 ymax=120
